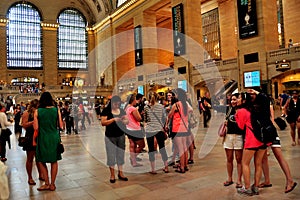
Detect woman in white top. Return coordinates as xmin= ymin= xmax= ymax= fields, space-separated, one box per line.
xmin=0 ymin=103 xmax=14 ymax=162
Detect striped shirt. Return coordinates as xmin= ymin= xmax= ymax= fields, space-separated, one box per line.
xmin=144 ymin=103 xmax=165 ymax=133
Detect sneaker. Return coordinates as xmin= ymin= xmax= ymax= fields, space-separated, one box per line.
xmin=251 ymin=185 xmax=259 ymax=195
xmin=237 ymin=186 xmax=253 ymax=196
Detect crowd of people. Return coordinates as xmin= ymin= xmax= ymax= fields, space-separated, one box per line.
xmin=0 ymin=91 xmax=63 ymax=192
xmin=0 ymin=87 xmax=299 ymax=196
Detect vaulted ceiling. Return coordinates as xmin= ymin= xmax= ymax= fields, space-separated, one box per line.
xmin=68 ymin=0 xmax=118 ymax=24
xmin=1 ymin=0 xmax=172 ymax=27
xmin=0 ymin=0 xmax=119 ymax=25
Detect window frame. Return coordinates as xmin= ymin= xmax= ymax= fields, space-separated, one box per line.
xmin=202 ymin=8 xmax=221 ymax=62
xmin=6 ymin=2 xmax=43 ymax=70
xmin=57 ymin=8 xmax=88 ymax=70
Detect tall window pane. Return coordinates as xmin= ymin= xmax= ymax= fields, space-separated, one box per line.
xmin=58 ymin=9 xmax=87 ymax=69
xmin=6 ymin=3 xmax=42 ymax=69
xmin=202 ymin=8 xmax=221 ymax=61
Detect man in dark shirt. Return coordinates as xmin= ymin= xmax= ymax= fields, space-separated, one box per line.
xmin=201 ymin=92 xmax=211 ymax=128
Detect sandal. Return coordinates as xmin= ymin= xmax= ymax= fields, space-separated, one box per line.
xmin=224 ymin=181 xmax=234 ymax=186
xmin=236 ymin=183 xmax=243 ymax=188
xmin=163 ymin=168 xmax=169 ymax=173
xmin=175 ymin=167 xmax=185 ymax=173
xmin=37 ymin=184 xmax=50 ymax=191
xmin=258 ymin=183 xmax=272 ymax=188
xmin=118 ymin=175 xmax=128 ymax=181
xmin=28 ymin=180 xmax=36 ymax=185
xmin=49 ymin=184 xmax=56 ymax=191
xmin=285 ymin=182 xmax=297 ymax=193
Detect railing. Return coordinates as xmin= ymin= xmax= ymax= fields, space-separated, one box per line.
xmin=267 ymin=46 xmax=300 ymax=63
xmin=146 ymin=68 xmax=174 ymax=80
xmin=295 ymin=46 xmax=300 ymax=53
xmin=1 ymin=84 xmax=114 ymax=103
xmin=14 ymin=93 xmax=41 ymax=103
xmin=193 ymin=58 xmax=237 ymax=71
xmin=222 ymin=58 xmax=237 ymax=65
xmin=268 ymin=48 xmax=290 ymax=57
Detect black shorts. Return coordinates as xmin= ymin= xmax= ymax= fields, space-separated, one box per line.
xmin=271 ymin=136 xmax=281 ymax=147
xmin=246 ymin=144 xmax=268 ymax=151
xmin=286 ymin=111 xmax=298 ymax=124
xmin=126 ymin=130 xmax=144 ymax=140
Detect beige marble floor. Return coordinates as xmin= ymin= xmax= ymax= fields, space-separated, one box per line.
xmin=3 ymin=111 xmax=300 ymax=200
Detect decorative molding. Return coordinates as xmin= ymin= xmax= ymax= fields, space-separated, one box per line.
xmin=93 ymin=0 xmax=145 ymax=31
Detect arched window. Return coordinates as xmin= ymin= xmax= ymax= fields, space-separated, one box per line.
xmin=6 ymin=3 xmax=42 ymax=69
xmin=57 ymin=9 xmax=88 ymax=69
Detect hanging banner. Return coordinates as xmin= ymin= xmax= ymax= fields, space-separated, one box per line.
xmin=134 ymin=25 xmax=143 ymax=66
xmin=237 ymin=0 xmax=258 ymax=39
xmin=172 ymin=3 xmax=186 ymax=56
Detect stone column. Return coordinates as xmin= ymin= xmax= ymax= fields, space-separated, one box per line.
xmin=87 ymin=30 xmax=96 ymax=85
xmin=237 ymin=0 xmax=278 ymax=91
xmin=42 ymin=23 xmax=59 ymax=86
xmin=136 ymin=11 xmax=158 ymax=72
xmin=0 ymin=19 xmax=8 ymax=83
xmin=171 ymin=0 xmax=202 ymax=88
xmin=134 ymin=11 xmax=158 ymax=96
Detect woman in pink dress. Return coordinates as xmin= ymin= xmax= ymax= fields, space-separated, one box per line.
xmin=167 ymin=88 xmax=193 ymax=173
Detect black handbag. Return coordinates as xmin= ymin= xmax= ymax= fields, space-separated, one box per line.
xmin=18 ymin=136 xmax=29 ymax=147
xmin=57 ymin=142 xmax=64 ymax=154
xmin=56 ymin=108 xmax=64 ymax=154
xmin=1 ymin=128 xmax=12 ymax=140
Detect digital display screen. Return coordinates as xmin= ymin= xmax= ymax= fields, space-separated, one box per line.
xmin=138 ymin=85 xmax=144 ymax=95
xmin=244 ymin=70 xmax=260 ymax=87
xmin=178 ymin=80 xmax=187 ymax=92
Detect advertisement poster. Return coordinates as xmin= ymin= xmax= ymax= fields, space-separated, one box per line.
xmin=237 ymin=0 xmax=258 ymax=39
xmin=172 ymin=3 xmax=185 ymax=56
xmin=134 ymin=25 xmax=143 ymax=66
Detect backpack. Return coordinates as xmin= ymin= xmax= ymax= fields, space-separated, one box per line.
xmin=249 ymin=113 xmax=277 ymax=144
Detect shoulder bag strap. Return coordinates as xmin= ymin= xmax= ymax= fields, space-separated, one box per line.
xmin=225 ymin=106 xmax=232 ymax=120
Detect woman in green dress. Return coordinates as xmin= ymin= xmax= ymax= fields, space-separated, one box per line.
xmin=33 ymin=92 xmax=63 ymax=191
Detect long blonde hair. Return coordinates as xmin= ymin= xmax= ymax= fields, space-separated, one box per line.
xmin=28 ymin=99 xmax=39 ymax=118
xmin=150 ymin=92 xmax=159 ymax=106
